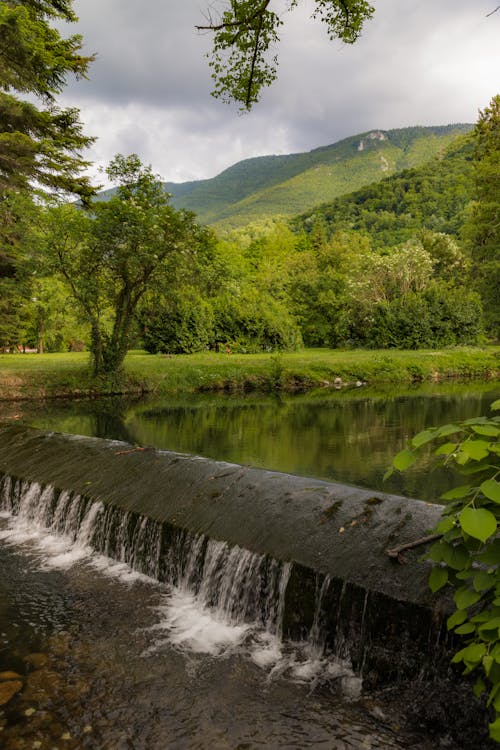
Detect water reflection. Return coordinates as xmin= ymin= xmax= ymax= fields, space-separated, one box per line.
xmin=7 ymin=380 xmax=500 ymax=501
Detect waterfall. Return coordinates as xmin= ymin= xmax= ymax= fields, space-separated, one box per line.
xmin=0 ymin=473 xmax=326 ymax=667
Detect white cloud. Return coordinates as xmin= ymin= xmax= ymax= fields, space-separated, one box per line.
xmin=59 ymin=0 xmax=499 ymax=185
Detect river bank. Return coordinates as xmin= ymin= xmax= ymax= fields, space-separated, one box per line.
xmin=0 ymin=347 xmax=499 ymax=401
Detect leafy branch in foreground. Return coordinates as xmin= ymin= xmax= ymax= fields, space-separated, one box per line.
xmin=197 ymin=0 xmax=374 ymax=109
xmin=387 ymin=400 xmax=500 ymax=742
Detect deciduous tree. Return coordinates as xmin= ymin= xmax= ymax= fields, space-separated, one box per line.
xmin=198 ymin=0 xmax=374 ymax=109
xmin=466 ymin=95 xmax=500 ymax=338
xmin=47 ymin=155 xmax=215 ymax=375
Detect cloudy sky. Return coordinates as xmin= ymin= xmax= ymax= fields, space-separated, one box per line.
xmin=60 ymin=0 xmax=499 ymax=186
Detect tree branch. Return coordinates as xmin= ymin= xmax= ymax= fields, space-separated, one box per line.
xmin=196 ymin=0 xmax=271 ymax=31
xmin=486 ymin=5 xmax=500 ymax=16
xmin=386 ymin=533 xmax=442 ymax=563
xmin=246 ymin=13 xmax=264 ymax=108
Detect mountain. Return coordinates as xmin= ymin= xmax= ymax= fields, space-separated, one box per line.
xmin=293 ymin=133 xmax=475 ymax=248
xmin=164 ymin=124 xmax=472 ymax=228
xmin=95 ymin=124 xmax=473 ymax=229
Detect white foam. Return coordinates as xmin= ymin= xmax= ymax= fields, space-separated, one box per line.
xmin=151 ymin=588 xmax=252 ymax=655
xmin=0 ymin=510 xmax=152 ymax=586
xmin=0 ymin=483 xmax=361 ymax=695
xmin=149 ymin=587 xmax=360 ymax=694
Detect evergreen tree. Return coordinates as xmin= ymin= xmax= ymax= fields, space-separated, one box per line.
xmin=0 ymin=0 xmax=94 ymax=198
xmin=0 ymin=0 xmax=94 ymax=349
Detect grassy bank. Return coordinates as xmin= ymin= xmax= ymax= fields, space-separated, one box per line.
xmin=0 ymin=347 xmax=499 ymax=401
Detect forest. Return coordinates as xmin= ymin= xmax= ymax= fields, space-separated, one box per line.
xmin=0 ymin=0 xmax=498 ymax=379
xmin=0 ymin=110 xmax=497 ymax=375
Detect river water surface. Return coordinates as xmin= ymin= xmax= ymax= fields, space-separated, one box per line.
xmin=1 ymin=380 xmax=499 ymax=748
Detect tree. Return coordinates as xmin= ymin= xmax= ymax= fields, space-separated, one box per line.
xmin=0 ymin=191 xmax=41 ymax=350
xmin=0 ymin=0 xmax=94 ymax=198
xmin=465 ymin=95 xmax=500 ymax=338
xmin=197 ymin=0 xmax=374 ymax=109
xmin=46 ymin=154 xmax=216 ymax=375
xmin=0 ymin=0 xmax=95 ymax=351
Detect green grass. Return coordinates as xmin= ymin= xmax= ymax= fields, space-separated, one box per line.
xmin=0 ymin=347 xmax=499 ymax=401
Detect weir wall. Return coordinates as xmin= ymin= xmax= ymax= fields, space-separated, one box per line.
xmin=0 ymin=425 xmax=450 ymax=684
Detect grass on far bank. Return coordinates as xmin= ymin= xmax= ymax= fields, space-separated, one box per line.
xmin=0 ymin=346 xmax=499 ymax=401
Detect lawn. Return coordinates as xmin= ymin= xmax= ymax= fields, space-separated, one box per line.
xmin=0 ymin=347 xmax=499 ymax=401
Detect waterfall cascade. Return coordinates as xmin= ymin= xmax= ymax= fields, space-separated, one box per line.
xmin=0 ymin=462 xmax=449 ymax=687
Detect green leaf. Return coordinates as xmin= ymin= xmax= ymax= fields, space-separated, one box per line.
xmin=435 ymin=442 xmax=457 ymax=457
xmin=472 ymin=424 xmax=500 ymax=437
xmin=383 ymin=466 xmax=393 ymax=481
xmin=483 ymin=654 xmax=495 ymax=676
xmin=473 ymin=676 xmax=486 ymax=698
xmin=481 ymin=479 xmax=500 ymax=504
xmin=479 ymin=617 xmax=500 ymax=633
xmin=429 ymin=566 xmax=448 ymax=592
xmin=489 ymin=718 xmax=500 ymax=742
xmin=460 ymin=440 xmax=491 ymax=461
xmin=452 ymin=641 xmax=486 ymax=665
xmin=454 ymin=586 xmax=482 ymax=610
xmin=393 ymin=448 xmax=417 ymax=471
xmin=440 ymin=485 xmax=472 ymax=501
xmin=473 ymin=570 xmax=494 ymax=592
xmin=436 ymin=424 xmax=462 ymax=438
xmin=411 ymin=429 xmax=437 ymax=448
xmin=459 ymin=507 xmax=497 ymax=543
xmin=459 ymin=460 xmax=493 ymax=475
xmin=455 ymin=622 xmax=476 ymax=635
xmin=440 ymin=543 xmax=470 ymax=571
xmin=447 ymin=609 xmax=468 ymax=629
xmin=435 ymin=516 xmax=455 ymax=534
xmin=491 ymin=400 xmax=500 ymax=411
xmin=479 ymin=540 xmax=500 ymax=564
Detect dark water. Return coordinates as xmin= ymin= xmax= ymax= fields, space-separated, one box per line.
xmin=5 ymin=379 xmax=500 ymax=500
xmin=0 ymin=527 xmax=436 ymax=750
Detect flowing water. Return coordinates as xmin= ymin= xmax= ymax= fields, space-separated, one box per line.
xmin=0 ymin=475 xmax=439 ymax=750
xmin=1 ymin=381 xmax=499 ymax=748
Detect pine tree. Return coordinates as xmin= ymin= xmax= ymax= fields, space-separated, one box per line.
xmin=0 ymin=0 xmax=94 ymax=349
xmin=0 ymin=0 xmax=95 ymax=199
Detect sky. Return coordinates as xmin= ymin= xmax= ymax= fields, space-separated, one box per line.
xmin=59 ymin=0 xmax=499 ymax=186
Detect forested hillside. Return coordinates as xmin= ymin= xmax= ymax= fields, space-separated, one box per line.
xmin=3 ymin=100 xmax=498 ymax=360
xmin=155 ymin=124 xmax=472 ymax=227
xmin=294 ymin=134 xmax=475 ymax=247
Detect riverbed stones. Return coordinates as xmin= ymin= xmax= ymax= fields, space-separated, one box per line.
xmin=23 ymin=653 xmax=48 ymax=670
xmin=0 ymin=680 xmax=23 ymax=706
xmin=0 ymin=672 xmax=22 ymax=681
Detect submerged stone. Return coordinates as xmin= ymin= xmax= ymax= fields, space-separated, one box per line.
xmin=0 ymin=680 xmax=23 ymax=706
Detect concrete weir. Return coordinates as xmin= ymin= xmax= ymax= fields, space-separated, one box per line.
xmin=0 ymin=424 xmax=449 ymax=686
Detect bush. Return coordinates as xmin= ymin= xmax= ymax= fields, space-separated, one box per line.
xmin=351 ymin=284 xmax=483 ymax=349
xmin=211 ymin=290 xmax=302 ymax=353
xmin=140 ymin=287 xmax=214 ymax=354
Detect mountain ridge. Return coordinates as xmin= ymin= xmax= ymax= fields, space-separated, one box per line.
xmin=96 ymin=123 xmax=473 ymax=228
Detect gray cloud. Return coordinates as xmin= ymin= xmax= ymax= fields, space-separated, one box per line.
xmin=58 ymin=0 xmax=499 ymax=185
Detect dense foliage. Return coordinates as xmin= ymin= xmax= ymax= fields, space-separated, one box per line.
xmin=466 ymin=96 xmax=500 ymax=338
xmin=295 ymin=134 xmax=475 ymax=248
xmin=163 ymin=125 xmax=472 ymax=227
xmin=388 ymin=402 xmax=500 ymax=742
